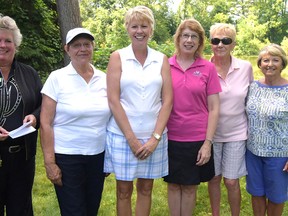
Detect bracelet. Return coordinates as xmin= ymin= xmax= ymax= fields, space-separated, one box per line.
xmin=205 ymin=138 xmax=213 ymax=144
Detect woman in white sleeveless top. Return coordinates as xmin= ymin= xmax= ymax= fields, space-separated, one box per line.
xmin=104 ymin=5 xmax=173 ymax=216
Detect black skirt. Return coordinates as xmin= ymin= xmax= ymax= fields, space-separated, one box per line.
xmin=163 ymin=140 xmax=215 ymax=185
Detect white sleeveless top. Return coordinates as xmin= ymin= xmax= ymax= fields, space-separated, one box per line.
xmin=107 ymin=44 xmax=167 ymax=138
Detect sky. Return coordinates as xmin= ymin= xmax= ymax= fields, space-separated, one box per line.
xmin=170 ymin=0 xmax=181 ymax=12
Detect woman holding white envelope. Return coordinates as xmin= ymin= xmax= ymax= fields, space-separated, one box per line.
xmin=0 ymin=15 xmax=42 ymax=215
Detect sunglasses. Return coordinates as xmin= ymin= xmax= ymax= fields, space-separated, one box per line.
xmin=211 ymin=37 xmax=233 ymax=45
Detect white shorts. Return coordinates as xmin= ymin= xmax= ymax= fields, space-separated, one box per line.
xmin=213 ymin=140 xmax=247 ymax=179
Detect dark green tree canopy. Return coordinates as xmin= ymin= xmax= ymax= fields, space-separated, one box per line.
xmin=1 ymin=0 xmax=287 ymax=76
xmin=0 ymin=0 xmax=62 ymax=81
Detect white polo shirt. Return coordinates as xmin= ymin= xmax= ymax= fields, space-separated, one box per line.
xmin=41 ymin=62 xmax=111 ymax=155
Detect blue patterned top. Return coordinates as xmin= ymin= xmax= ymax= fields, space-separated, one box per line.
xmin=246 ymin=81 xmax=288 ymax=157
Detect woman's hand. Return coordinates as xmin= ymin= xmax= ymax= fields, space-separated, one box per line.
xmin=196 ymin=140 xmax=212 ymax=166
xmin=135 ymin=137 xmax=158 ymax=160
xmin=0 ymin=127 xmax=9 ymax=141
xmin=283 ymin=161 xmax=288 ymax=172
xmin=127 ymin=137 xmax=143 ymax=157
xmin=45 ymin=162 xmax=63 ymax=186
xmin=23 ymin=114 xmax=37 ymax=128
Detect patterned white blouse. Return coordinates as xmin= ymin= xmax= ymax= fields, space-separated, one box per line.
xmin=246 ymin=81 xmax=288 ymax=157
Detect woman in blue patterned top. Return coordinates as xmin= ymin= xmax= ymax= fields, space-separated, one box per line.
xmin=246 ymin=44 xmax=288 ymax=216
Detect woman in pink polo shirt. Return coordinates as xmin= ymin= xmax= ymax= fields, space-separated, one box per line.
xmin=207 ymin=23 xmax=253 ymax=216
xmin=163 ymin=19 xmax=221 ymax=215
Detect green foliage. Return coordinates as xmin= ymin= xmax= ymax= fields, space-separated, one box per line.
xmin=80 ymin=0 xmax=178 ymax=68
xmin=255 ymin=0 xmax=287 ymax=44
xmin=149 ymin=40 xmax=175 ymax=57
xmin=212 ymin=13 xmax=230 ymax=24
xmin=151 ymin=4 xmax=175 ymax=44
xmin=93 ymin=48 xmax=111 ymax=72
xmin=234 ymin=14 xmax=269 ymax=56
xmin=103 ymin=8 xmax=130 ymax=50
xmin=80 ymin=0 xmax=288 ymax=66
xmin=156 ymin=0 xmax=288 ymax=58
xmin=281 ymin=37 xmax=288 ymax=54
xmin=0 ymin=0 xmax=63 ymax=82
xmin=2 ymin=0 xmax=288 ymax=82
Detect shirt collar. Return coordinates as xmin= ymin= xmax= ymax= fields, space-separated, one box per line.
xmin=66 ymin=62 xmax=102 ymax=78
xmin=169 ymin=55 xmax=205 ymax=71
xmin=126 ymin=44 xmax=159 ymax=67
xmin=210 ymin=55 xmax=240 ymax=73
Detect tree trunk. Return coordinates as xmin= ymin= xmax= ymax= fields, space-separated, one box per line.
xmin=56 ymin=0 xmax=82 ymax=65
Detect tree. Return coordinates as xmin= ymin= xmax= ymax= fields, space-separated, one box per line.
xmin=234 ymin=14 xmax=268 ymax=56
xmin=56 ymin=0 xmax=82 ymax=65
xmin=176 ymin=0 xmax=288 ymax=56
xmin=80 ymin=0 xmax=177 ymax=70
xmin=2 ymin=0 xmax=287 ymax=77
xmin=0 ymin=0 xmax=63 ymax=81
xmin=254 ymin=0 xmax=288 ymax=44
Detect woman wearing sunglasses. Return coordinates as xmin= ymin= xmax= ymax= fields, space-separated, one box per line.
xmin=163 ymin=18 xmax=221 ymax=215
xmin=208 ymin=23 xmax=253 ymax=216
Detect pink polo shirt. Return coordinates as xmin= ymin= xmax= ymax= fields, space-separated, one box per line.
xmin=167 ymin=55 xmax=221 ymax=142
xmin=212 ymin=56 xmax=254 ymax=142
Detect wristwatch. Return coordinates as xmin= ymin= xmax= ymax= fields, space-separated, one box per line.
xmin=152 ymin=132 xmax=161 ymax=141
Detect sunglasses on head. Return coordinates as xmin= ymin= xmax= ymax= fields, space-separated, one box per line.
xmin=211 ymin=37 xmax=233 ymax=45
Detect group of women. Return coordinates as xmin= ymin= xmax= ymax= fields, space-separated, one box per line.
xmin=0 ymin=4 xmax=287 ymax=216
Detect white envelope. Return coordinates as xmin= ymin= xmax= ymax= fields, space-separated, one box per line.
xmin=9 ymin=121 xmax=36 ymax=139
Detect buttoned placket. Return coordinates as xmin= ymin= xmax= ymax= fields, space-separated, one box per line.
xmin=219 ymin=69 xmax=234 ymax=93
xmin=138 ymin=65 xmax=147 ymax=127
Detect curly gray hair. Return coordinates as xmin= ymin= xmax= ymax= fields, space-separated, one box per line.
xmin=0 ymin=15 xmax=22 ymax=51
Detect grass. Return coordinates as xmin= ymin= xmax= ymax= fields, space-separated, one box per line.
xmin=32 ymin=57 xmax=288 ymax=215
xmin=32 ymin=143 xmax=287 ymax=216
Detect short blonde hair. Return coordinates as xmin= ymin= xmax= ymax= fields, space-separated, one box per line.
xmin=209 ymin=23 xmax=236 ymax=42
xmin=174 ymin=18 xmax=205 ymax=57
xmin=124 ymin=6 xmax=155 ymax=37
xmin=257 ymin=43 xmax=287 ymax=71
xmin=0 ymin=15 xmax=22 ymax=50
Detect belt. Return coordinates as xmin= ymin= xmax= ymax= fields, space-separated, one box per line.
xmin=8 ymin=145 xmax=22 ymax=153
xmin=0 ymin=145 xmax=23 ymax=167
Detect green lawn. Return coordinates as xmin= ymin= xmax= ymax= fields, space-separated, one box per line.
xmin=32 ymin=143 xmax=287 ymax=216
xmin=32 ymin=58 xmax=288 ymax=215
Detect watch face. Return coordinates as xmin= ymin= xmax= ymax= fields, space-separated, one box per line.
xmin=153 ymin=133 xmax=161 ymax=140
